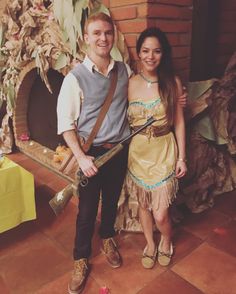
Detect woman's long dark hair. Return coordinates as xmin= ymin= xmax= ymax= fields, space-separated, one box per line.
xmin=136 ymin=27 xmax=177 ymax=124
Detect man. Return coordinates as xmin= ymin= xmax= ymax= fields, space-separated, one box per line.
xmin=57 ymin=13 xmax=131 ymax=294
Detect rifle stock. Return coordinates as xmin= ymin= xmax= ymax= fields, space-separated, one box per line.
xmin=49 ymin=116 xmax=156 ymax=215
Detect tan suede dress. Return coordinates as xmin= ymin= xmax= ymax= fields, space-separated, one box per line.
xmin=126 ymin=97 xmax=178 ymax=212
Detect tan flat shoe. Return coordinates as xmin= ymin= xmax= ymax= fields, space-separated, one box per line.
xmin=141 ymin=245 xmax=157 ymax=269
xmin=157 ymin=236 xmax=173 ymax=266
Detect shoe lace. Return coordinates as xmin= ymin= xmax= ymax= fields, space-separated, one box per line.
xmin=158 ymin=250 xmax=172 ymax=258
xmin=103 ymin=238 xmax=116 ymax=254
xmin=74 ymin=259 xmax=88 ymax=277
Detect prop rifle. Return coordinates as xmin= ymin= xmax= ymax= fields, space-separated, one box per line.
xmin=49 ymin=117 xmax=156 ymax=215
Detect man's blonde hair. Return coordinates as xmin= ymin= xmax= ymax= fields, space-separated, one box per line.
xmin=84 ymin=12 xmax=114 ymax=34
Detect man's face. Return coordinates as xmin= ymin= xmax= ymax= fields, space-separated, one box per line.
xmin=84 ymin=20 xmax=114 ymax=59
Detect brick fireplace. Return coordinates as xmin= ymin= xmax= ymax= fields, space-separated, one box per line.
xmin=13 ymin=61 xmax=65 ymax=174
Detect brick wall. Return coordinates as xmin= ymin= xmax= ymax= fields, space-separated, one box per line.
xmin=105 ymin=0 xmax=193 ymax=84
xmin=147 ymin=1 xmax=193 ymax=83
xmin=215 ymin=0 xmax=236 ymax=76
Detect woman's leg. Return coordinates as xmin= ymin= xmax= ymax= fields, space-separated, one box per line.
xmin=139 ymin=206 xmax=156 ymax=255
xmin=153 ymin=207 xmax=172 ymax=253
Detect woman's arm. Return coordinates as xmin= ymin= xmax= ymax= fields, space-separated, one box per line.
xmin=174 ymin=77 xmax=187 ymax=178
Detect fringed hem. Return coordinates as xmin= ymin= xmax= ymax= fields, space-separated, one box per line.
xmin=126 ymin=171 xmax=179 ymax=211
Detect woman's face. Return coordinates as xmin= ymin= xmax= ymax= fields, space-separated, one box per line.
xmin=139 ymin=36 xmax=163 ymax=73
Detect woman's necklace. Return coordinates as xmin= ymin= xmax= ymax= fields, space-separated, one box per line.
xmin=139 ymin=72 xmax=159 ymax=88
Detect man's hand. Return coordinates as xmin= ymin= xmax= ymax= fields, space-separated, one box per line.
xmin=178 ymin=86 xmax=188 ymax=108
xmin=77 ymin=155 xmax=98 ymax=177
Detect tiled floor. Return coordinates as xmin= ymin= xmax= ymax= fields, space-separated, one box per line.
xmin=1 ymin=152 xmax=236 ymax=294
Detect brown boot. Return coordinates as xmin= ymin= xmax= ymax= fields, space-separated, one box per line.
xmin=101 ymin=238 xmax=122 ymax=268
xmin=68 ymin=258 xmax=89 ymax=294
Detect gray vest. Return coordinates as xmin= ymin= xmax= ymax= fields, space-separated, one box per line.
xmin=71 ymin=61 xmax=130 ymax=145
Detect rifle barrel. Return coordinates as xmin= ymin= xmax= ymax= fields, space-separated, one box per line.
xmin=94 ymin=143 xmax=123 ymax=168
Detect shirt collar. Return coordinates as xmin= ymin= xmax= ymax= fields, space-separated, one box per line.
xmin=83 ymin=55 xmax=115 ymax=76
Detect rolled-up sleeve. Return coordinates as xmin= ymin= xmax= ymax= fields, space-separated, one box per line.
xmin=57 ymin=73 xmax=81 ymax=135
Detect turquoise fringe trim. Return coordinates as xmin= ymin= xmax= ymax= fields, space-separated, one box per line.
xmin=127 ymin=169 xmax=175 ymax=190
xmin=129 ymin=98 xmax=161 ymax=109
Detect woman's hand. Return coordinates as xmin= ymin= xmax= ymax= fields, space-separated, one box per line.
xmin=175 ymin=160 xmax=187 ymax=178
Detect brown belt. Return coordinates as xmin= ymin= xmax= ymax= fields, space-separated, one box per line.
xmin=79 ymin=136 xmax=116 ymax=150
xmin=101 ymin=142 xmax=116 ymax=149
xmin=132 ymin=125 xmax=171 ymax=137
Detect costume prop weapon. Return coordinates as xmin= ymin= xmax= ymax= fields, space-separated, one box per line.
xmin=49 ymin=117 xmax=156 ymax=215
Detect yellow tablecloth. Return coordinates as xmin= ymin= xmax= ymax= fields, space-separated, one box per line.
xmin=0 ymin=157 xmax=36 ymax=233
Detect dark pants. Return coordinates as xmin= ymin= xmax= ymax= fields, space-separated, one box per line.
xmin=73 ymin=145 xmax=128 ymax=260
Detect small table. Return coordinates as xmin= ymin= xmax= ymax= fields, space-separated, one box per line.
xmin=0 ymin=157 xmax=36 ymax=233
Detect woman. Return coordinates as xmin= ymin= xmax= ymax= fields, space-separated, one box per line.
xmin=126 ymin=27 xmax=187 ymax=268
